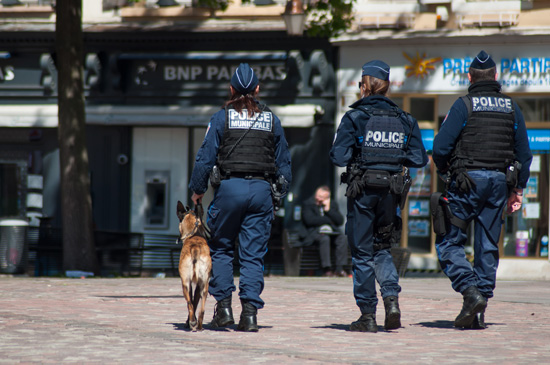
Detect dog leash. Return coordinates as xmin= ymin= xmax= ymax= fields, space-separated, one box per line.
xmin=195 ymin=202 xmax=211 ymax=238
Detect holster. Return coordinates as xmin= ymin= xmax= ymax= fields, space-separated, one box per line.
xmin=430 ymin=192 xmax=448 ymax=236
xmin=505 ymin=161 xmax=521 ymax=190
xmin=430 ymin=192 xmax=469 ymax=236
xmin=392 ymin=168 xmax=411 ymax=210
xmin=210 ymin=165 xmax=221 ymax=188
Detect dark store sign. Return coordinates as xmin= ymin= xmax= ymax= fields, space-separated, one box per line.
xmin=0 ymin=53 xmax=56 ymax=92
xmin=0 ymin=66 xmax=14 ymax=81
xmin=164 ymin=64 xmax=286 ymax=82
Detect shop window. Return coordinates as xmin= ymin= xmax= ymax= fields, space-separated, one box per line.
xmin=0 ymin=163 xmax=24 ymax=218
xmin=144 ymin=171 xmax=170 ymax=229
xmin=406 ymin=156 xmax=434 ymax=254
xmin=409 ymin=97 xmax=435 ymax=122
xmin=503 ymin=153 xmax=549 ymax=258
xmin=0 ymin=164 xmax=20 ymax=217
xmin=515 ymin=97 xmax=550 ymax=122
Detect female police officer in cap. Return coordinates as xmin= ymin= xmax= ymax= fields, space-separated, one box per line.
xmin=330 ymin=60 xmax=428 ymax=332
xmin=189 ymin=63 xmax=292 ymax=332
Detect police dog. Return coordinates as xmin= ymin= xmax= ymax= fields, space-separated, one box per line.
xmin=176 ymin=200 xmax=211 ymax=331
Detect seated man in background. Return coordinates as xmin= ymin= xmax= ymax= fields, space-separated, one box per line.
xmin=301 ymin=185 xmax=348 ymax=277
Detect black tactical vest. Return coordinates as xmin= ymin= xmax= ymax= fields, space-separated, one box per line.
xmin=452 ymin=92 xmax=515 ymax=170
xmin=357 ymin=106 xmax=411 ymax=172
xmin=218 ymin=105 xmax=276 ymax=178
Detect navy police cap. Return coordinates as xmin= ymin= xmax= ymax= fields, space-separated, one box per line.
xmin=361 ymin=60 xmax=390 ymax=81
xmin=231 ymin=63 xmax=259 ymax=95
xmin=470 ymin=50 xmax=496 ymax=70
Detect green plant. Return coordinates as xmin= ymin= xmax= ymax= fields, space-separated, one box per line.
xmin=305 ymin=0 xmax=355 ymax=38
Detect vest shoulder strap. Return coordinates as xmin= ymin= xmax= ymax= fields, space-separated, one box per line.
xmin=460 ymin=95 xmax=472 ymax=119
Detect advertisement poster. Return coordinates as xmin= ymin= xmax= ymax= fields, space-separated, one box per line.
xmin=525 ymin=175 xmax=538 ymax=198
xmin=409 ymin=199 xmax=430 ymax=217
xmin=408 ymin=219 xmax=430 ymax=237
xmin=522 ymin=202 xmax=540 ymax=219
xmin=409 ymin=164 xmax=431 ymax=196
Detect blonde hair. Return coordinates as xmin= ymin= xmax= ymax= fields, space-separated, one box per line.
xmin=361 ymin=75 xmax=390 ymax=97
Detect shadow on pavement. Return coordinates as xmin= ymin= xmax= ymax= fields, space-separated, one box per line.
xmin=99 ymin=295 xmax=182 ymax=299
xmin=313 ymin=323 xmax=390 ymax=332
xmin=415 ymin=320 xmax=455 ymax=328
xmin=169 ymin=323 xmax=273 ymax=332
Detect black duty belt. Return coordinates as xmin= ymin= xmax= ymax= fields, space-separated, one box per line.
xmin=227 ymin=172 xmax=266 ymax=180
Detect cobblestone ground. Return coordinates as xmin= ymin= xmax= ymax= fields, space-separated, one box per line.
xmin=1 ymin=276 xmax=549 ymax=364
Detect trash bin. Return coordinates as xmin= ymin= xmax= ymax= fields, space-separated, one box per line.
xmin=0 ymin=219 xmax=29 ymax=274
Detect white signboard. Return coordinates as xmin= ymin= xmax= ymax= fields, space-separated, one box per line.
xmin=339 ymin=44 xmax=550 ymax=94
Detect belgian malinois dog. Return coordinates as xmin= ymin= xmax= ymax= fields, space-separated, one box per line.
xmin=176 ymin=201 xmax=211 ymax=331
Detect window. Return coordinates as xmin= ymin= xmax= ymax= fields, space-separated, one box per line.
xmin=514 ymin=97 xmax=550 ymax=122
xmin=0 ymin=163 xmax=23 ymax=217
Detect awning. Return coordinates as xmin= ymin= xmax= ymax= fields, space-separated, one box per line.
xmin=0 ymin=104 xmax=322 ymax=128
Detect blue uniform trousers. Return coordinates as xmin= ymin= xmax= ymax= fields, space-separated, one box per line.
xmin=347 ymin=189 xmax=401 ymax=314
xmin=207 ymin=178 xmax=273 ymax=309
xmin=436 ymin=170 xmax=508 ymax=299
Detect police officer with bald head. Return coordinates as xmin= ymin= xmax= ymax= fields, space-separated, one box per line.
xmin=189 ymin=63 xmax=292 ymax=332
xmin=433 ymin=51 xmax=532 ymax=329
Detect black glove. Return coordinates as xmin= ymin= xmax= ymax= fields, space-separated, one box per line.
xmin=345 ymin=175 xmax=364 ymax=198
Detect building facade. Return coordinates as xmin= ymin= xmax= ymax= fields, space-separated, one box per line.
xmin=333 ymin=0 xmax=550 ymax=278
xmin=0 ymin=0 xmax=548 ymax=277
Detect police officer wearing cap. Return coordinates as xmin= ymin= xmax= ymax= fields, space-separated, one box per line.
xmin=433 ymin=50 xmax=532 ymax=329
xmin=330 ymin=60 xmax=428 ymax=332
xmin=189 ymin=63 xmax=292 ymax=332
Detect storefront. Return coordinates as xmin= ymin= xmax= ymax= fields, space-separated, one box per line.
xmin=0 ymin=28 xmax=338 ymax=273
xmin=335 ymin=38 xmax=550 ymax=276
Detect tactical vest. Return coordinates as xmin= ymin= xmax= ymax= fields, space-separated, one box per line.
xmin=451 ymin=92 xmax=515 ymax=170
xmin=356 ymin=106 xmax=411 ymax=172
xmin=218 ymin=105 xmax=276 ymax=178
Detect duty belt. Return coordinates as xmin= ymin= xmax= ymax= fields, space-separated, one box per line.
xmin=226 ymin=172 xmax=267 ymax=180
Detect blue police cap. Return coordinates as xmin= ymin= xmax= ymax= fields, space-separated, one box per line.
xmin=361 ymin=60 xmax=390 ymax=81
xmin=470 ymin=50 xmax=496 ymax=70
xmin=231 ymin=63 xmax=259 ymax=95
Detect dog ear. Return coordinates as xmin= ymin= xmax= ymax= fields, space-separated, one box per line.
xmin=177 ymin=201 xmax=185 ymax=221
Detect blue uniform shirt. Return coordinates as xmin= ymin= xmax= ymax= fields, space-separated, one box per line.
xmin=189 ymin=102 xmax=292 ymax=195
xmin=433 ymin=82 xmax=532 ymax=188
xmin=330 ymin=95 xmax=428 ymax=170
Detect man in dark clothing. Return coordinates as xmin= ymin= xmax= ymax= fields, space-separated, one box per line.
xmin=301 ymin=185 xmax=348 ymax=277
xmin=433 ymin=50 xmax=532 ymax=329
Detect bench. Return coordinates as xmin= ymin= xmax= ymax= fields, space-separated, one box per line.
xmin=282 ymin=229 xmax=411 ymax=277
xmin=28 ymin=227 xmax=181 ymax=277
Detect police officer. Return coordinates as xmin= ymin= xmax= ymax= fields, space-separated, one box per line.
xmin=330 ymin=60 xmax=428 ymax=332
xmin=433 ymin=50 xmax=532 ymax=329
xmin=189 ymin=63 xmax=292 ymax=332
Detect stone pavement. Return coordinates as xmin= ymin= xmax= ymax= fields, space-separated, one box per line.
xmin=1 ymin=275 xmax=549 ymax=364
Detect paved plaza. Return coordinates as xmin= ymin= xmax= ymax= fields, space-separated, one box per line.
xmin=1 ymin=275 xmax=549 ymax=363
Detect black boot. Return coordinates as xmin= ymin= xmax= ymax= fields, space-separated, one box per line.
xmin=454 ymin=286 xmax=487 ymax=328
xmin=237 ymin=300 xmax=258 ymax=332
xmin=209 ymin=296 xmax=234 ymax=328
xmin=350 ymin=313 xmax=378 ymax=333
xmin=383 ymin=296 xmax=401 ymax=330
xmin=465 ymin=311 xmax=487 ymax=330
